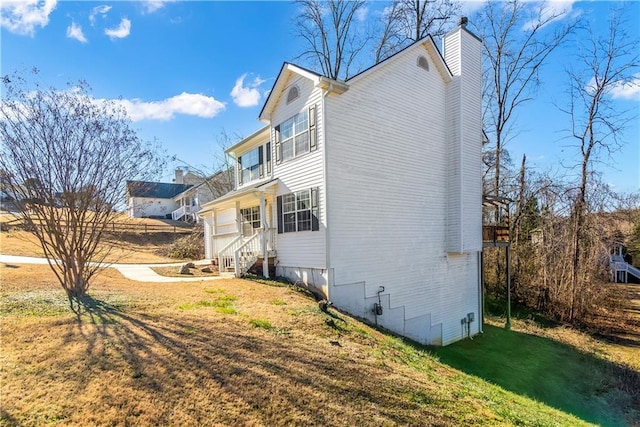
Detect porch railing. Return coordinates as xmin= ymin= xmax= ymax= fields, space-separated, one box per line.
xmin=215 ymin=228 xmax=276 ymax=276
xmin=482 ymin=225 xmax=509 ymax=243
xmin=234 ymin=231 xmax=263 ymax=277
xmin=171 ymin=205 xmax=192 ymax=221
xmin=217 ymin=234 xmax=245 ymax=273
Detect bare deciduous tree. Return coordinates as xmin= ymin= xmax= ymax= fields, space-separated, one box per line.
xmin=173 ymin=129 xmax=237 ymax=201
xmin=0 ymin=70 xmax=164 ymax=308
xmin=374 ymin=0 xmax=460 ymax=63
xmin=294 ymin=0 xmax=369 ymax=80
xmin=559 ymin=8 xmax=640 ymax=320
xmin=477 ymin=0 xmax=576 ymax=197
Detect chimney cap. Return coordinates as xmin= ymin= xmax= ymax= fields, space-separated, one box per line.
xmin=458 ymin=16 xmax=468 ymax=27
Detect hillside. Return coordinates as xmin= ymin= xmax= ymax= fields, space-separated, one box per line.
xmin=1 ymin=263 xmax=638 ymax=426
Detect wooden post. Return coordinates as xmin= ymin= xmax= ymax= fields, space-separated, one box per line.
xmin=505 ymin=244 xmax=511 ymax=331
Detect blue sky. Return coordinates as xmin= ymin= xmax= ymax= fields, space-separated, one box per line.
xmin=1 ymin=0 xmax=638 ymax=194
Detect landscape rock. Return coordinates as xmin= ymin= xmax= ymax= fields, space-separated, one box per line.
xmin=178 ymin=264 xmax=192 ymax=274
xmin=201 ymin=266 xmax=213 ymax=273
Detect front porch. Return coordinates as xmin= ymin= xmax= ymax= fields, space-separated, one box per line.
xmin=199 ymin=179 xmax=278 ymax=278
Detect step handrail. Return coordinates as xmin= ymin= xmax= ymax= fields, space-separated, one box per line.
xmin=217 ymin=234 xmax=245 ymax=274
xmin=234 ymin=230 xmax=263 ymax=277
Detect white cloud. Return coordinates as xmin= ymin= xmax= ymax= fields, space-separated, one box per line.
xmin=230 ymin=74 xmax=266 ymax=108
xmin=105 ymin=18 xmax=131 ymax=39
xmin=143 ymin=0 xmax=176 ymax=14
xmin=0 ymin=0 xmax=57 ymax=36
xmin=66 ymin=21 xmax=87 ymax=43
xmin=610 ymin=74 xmax=640 ymax=102
xmin=523 ymin=0 xmax=576 ymax=31
xmin=89 ymin=5 xmax=111 ymax=26
xmin=460 ymin=0 xmax=486 ymax=17
xmin=105 ymin=93 xmax=226 ymax=122
xmin=355 ymin=6 xmax=368 ymax=22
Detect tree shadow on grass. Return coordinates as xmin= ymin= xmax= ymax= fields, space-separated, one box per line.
xmin=430 ymin=324 xmax=640 ymax=427
xmin=47 ymin=295 xmax=454 ymax=426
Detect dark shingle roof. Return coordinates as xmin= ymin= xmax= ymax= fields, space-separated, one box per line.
xmin=126 ymin=181 xmax=192 ymax=199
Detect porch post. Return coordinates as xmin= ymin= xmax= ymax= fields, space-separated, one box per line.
xmin=235 ymin=201 xmax=241 ymax=234
xmin=260 ymin=194 xmax=269 ymax=278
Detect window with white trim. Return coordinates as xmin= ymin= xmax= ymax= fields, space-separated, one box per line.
xmin=237 ymin=143 xmax=271 ymax=186
xmin=281 ymin=110 xmax=308 ymax=161
xmin=277 ymin=188 xmax=319 ymax=233
xmin=240 ymin=206 xmax=261 ymax=236
xmin=240 ymin=147 xmax=261 ymax=184
xmin=275 ymin=105 xmax=317 ymax=164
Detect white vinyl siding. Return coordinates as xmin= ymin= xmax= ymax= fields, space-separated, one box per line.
xmin=129 ymin=197 xmax=177 ymax=218
xmin=270 ymin=76 xmax=326 ymax=269
xmin=325 ymin=34 xmax=482 ymax=345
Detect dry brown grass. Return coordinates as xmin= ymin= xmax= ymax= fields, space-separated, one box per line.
xmin=0 ymin=229 xmax=186 ymax=263
xmin=1 ymin=264 xmax=602 ymax=426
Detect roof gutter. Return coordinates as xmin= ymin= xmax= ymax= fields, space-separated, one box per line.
xmin=317 ymin=77 xmax=349 ymax=95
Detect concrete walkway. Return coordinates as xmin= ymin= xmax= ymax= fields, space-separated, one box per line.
xmin=0 ymin=254 xmax=229 ymax=283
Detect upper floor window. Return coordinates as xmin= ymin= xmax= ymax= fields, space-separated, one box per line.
xmin=240 ymin=147 xmax=260 ymax=184
xmin=237 ymin=142 xmax=271 ymax=186
xmin=281 ymin=110 xmax=308 ymax=161
xmin=275 ymin=105 xmax=317 ymax=164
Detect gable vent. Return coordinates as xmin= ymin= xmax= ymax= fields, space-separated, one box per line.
xmin=286 ymin=86 xmax=300 ymax=104
xmin=417 ymin=56 xmax=429 ymax=71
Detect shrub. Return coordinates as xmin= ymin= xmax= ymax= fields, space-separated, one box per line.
xmin=164 ymin=227 xmax=204 ymax=260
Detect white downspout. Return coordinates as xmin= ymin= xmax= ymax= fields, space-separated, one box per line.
xmin=260 ymin=194 xmax=269 ymax=278
xmin=321 ymin=85 xmax=331 ymax=298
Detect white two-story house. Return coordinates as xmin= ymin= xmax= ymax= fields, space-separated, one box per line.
xmin=199 ymin=22 xmax=482 ymax=346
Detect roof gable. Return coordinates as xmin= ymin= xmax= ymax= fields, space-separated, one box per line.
xmin=126 ymin=181 xmax=192 ymax=199
xmin=258 ymin=63 xmax=348 ymax=122
xmin=347 ymin=35 xmax=452 ymax=85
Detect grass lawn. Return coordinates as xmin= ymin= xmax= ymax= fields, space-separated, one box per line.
xmin=433 ymin=320 xmax=639 ymax=426
xmin=1 ymin=264 xmax=638 ymax=426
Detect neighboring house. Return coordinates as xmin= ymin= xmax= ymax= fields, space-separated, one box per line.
xmin=127 ymin=169 xmax=231 ymax=221
xmin=199 ymin=22 xmax=482 ymax=346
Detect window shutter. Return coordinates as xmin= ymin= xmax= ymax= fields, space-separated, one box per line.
xmin=237 ymin=156 xmax=243 ymax=185
xmin=309 ymin=104 xmax=317 ymax=151
xmin=258 ymin=146 xmax=264 ymax=178
xmin=274 ymin=126 xmax=281 ymax=164
xmin=276 ymin=195 xmax=283 ymax=234
xmin=311 ymin=187 xmax=319 ymax=231
xmin=266 ymin=142 xmax=272 ymax=175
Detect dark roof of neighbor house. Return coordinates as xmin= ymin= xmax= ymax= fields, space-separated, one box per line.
xmin=126 ymin=181 xmax=192 ymax=199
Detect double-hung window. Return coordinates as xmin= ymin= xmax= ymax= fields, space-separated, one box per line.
xmin=240 ymin=147 xmax=261 ymax=184
xmin=240 ymin=206 xmax=261 ymax=236
xmin=275 ymin=105 xmax=317 ymax=164
xmin=277 ymin=188 xmax=319 ymax=233
xmin=237 ymin=143 xmax=271 ymax=186
xmin=280 ymin=110 xmax=308 ymax=161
